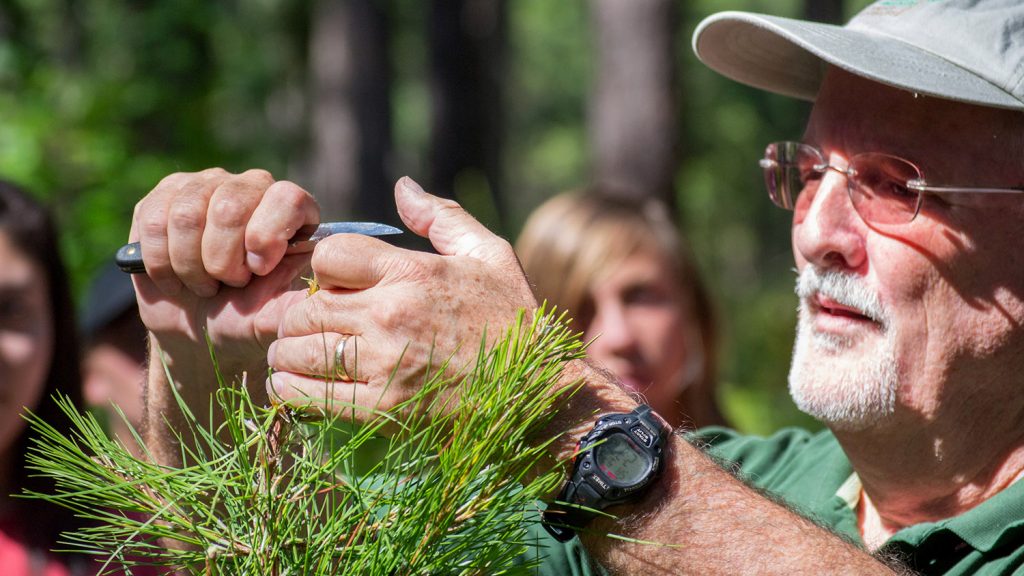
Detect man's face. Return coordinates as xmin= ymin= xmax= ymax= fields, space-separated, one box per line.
xmin=788 ymin=68 xmax=1024 ymax=433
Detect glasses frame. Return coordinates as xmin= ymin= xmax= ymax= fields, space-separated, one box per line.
xmin=760 ymin=141 xmax=1024 ymax=225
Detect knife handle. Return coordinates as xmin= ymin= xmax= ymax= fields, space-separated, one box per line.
xmin=115 ymin=231 xmax=320 ymax=275
xmin=115 ymin=242 xmax=146 ymax=274
xmin=114 ymin=222 xmax=401 ymax=275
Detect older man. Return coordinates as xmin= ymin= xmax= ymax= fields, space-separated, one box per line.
xmin=132 ymin=0 xmax=1024 ymax=573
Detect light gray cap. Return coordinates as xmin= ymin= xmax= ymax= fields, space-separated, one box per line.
xmin=692 ymin=0 xmax=1024 ymax=111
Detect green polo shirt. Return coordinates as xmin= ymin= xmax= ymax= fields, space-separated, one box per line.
xmin=528 ymin=427 xmax=1024 ymax=575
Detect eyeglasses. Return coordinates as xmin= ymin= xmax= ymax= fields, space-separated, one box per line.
xmin=759 ymin=141 xmax=1024 ymax=226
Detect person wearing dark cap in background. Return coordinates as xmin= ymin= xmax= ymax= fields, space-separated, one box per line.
xmin=80 ymin=262 xmax=147 ymax=457
xmin=124 ymin=0 xmax=1024 ymax=574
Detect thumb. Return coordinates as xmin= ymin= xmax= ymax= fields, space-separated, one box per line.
xmin=394 ymin=176 xmax=513 ymax=264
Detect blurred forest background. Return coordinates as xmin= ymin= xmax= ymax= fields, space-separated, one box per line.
xmin=0 ymin=0 xmax=871 ymax=435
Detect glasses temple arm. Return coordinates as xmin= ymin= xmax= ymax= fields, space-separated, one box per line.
xmin=908 ymin=180 xmax=1024 ymax=195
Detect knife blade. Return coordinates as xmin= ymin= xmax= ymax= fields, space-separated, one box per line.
xmin=116 ymin=221 xmax=403 ymax=274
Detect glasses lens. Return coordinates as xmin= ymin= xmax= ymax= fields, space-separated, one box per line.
xmin=763 ymin=142 xmax=821 ymax=211
xmin=847 ymin=154 xmax=922 ymax=224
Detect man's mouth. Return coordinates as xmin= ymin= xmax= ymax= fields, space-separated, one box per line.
xmin=815 ymin=295 xmax=873 ymax=321
xmin=807 ymin=294 xmax=888 ymax=339
xmin=795 ymin=268 xmax=888 ymax=338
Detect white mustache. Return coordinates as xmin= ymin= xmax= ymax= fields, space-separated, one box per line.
xmin=795 ymin=267 xmax=888 ymax=327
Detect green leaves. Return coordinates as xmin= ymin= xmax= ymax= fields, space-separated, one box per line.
xmin=24 ymin=306 xmax=585 ymax=575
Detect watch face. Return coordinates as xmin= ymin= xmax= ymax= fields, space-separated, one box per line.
xmin=595 ymin=432 xmax=649 ymax=485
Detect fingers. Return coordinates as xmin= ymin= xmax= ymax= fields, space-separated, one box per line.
xmin=133 ymin=170 xmax=228 ymax=295
xmin=309 ymin=233 xmax=429 ymax=291
xmin=277 ymin=287 xmax=374 ymax=341
xmin=304 ymin=175 xmax=521 ymax=292
xmin=132 ymin=168 xmax=317 ymax=297
xmin=267 ymin=332 xmax=371 ymax=382
xmin=267 ymin=330 xmax=398 ymax=423
xmin=248 ymin=254 xmax=317 ymax=349
xmin=394 ymin=176 xmax=518 ymax=267
xmin=246 ymin=180 xmax=321 ymax=276
xmin=268 ymin=317 xmax=413 ymax=426
xmin=265 ymin=371 xmax=403 ymax=426
xmin=200 ymin=169 xmax=274 ymax=288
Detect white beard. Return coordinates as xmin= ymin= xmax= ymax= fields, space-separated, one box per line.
xmin=788 ymin=267 xmax=899 ymax=432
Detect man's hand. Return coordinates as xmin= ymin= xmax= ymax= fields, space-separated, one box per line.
xmin=266 ymin=176 xmax=538 ymax=422
xmin=131 ymin=168 xmax=320 ymax=464
xmin=130 ymin=168 xmax=319 ymax=372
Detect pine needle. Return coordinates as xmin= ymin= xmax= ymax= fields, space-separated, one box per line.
xmin=23 ymin=306 xmax=586 ymax=575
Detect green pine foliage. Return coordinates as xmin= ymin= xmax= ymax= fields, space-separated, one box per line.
xmin=23 ymin=307 xmax=585 ymax=575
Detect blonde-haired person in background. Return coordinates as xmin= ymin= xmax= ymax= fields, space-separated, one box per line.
xmin=515 ymin=190 xmax=726 ymax=429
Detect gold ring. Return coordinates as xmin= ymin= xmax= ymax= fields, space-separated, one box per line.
xmin=333 ymin=335 xmax=356 ymax=381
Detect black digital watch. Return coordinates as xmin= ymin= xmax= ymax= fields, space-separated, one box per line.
xmin=542 ymin=404 xmax=668 ymax=542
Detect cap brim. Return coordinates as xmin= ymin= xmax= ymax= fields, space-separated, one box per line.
xmin=693 ymin=11 xmax=1024 ymax=111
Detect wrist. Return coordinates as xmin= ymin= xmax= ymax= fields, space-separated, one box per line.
xmin=149 ymin=332 xmax=267 ymax=385
xmin=542 ymin=403 xmax=671 ymax=541
xmin=523 ymin=359 xmax=639 ymax=486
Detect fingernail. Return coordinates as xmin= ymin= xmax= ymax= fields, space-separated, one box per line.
xmin=247 ymin=251 xmax=266 ymax=275
xmin=400 ymin=176 xmax=425 ymax=195
xmin=266 ymin=341 xmax=277 ymax=366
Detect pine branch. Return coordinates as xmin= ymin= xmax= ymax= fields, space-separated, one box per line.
xmin=23 ymin=306 xmax=585 ymax=575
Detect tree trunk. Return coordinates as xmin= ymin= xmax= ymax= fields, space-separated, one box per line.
xmin=308 ymin=0 xmax=392 ymax=221
xmin=589 ymin=0 xmax=677 ymax=207
xmin=427 ymin=0 xmax=506 ymax=231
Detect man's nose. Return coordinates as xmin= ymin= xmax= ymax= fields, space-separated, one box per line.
xmin=792 ymin=161 xmax=867 ymax=272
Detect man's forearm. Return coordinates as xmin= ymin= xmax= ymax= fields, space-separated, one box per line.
xmin=142 ymin=336 xmax=269 ymax=467
xmin=545 ymin=362 xmax=896 ymax=574
xmin=579 ymin=432 xmax=897 ymax=575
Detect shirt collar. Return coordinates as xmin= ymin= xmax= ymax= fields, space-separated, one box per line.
xmin=839 ymin=473 xmax=1024 ymax=553
xmin=923 ymin=476 xmax=1024 ymax=553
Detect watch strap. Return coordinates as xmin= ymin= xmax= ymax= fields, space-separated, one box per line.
xmin=543 ymin=467 xmax=605 ymax=542
xmin=542 ymin=404 xmax=667 ymax=542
